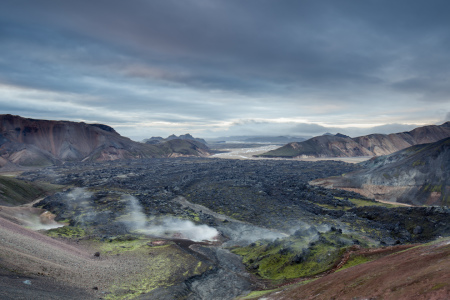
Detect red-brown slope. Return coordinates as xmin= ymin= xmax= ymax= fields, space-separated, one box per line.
xmin=257 ymin=239 xmax=450 ymax=300
xmin=0 ymin=114 xmax=211 ymax=166
xmin=0 ymin=114 xmax=137 ymax=160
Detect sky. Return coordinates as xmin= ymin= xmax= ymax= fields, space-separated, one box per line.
xmin=1 ymin=0 xmax=449 ymax=141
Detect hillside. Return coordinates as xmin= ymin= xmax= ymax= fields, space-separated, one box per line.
xmin=0 ymin=114 xmax=211 ymax=167
xmin=0 ymin=175 xmax=62 ymax=206
xmin=242 ymin=238 xmax=450 ymax=300
xmin=259 ymin=122 xmax=450 ymax=158
xmin=311 ymin=137 xmax=450 ymax=206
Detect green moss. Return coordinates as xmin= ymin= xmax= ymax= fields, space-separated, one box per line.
xmin=46 ymin=226 xmax=86 ymax=238
xmin=338 ymin=255 xmax=373 ymax=271
xmin=232 ymin=231 xmax=364 ymax=282
xmin=0 ymin=176 xmax=63 ymax=206
xmin=334 ymin=197 xmax=395 ymax=208
xmin=349 ymin=198 xmax=398 ymax=208
xmin=412 ymin=160 xmax=425 ymax=167
xmin=186 ymin=211 xmax=201 ymax=222
xmin=431 ymin=283 xmax=447 ymax=290
xmin=423 ymin=184 xmax=443 ymax=193
xmin=100 ymin=238 xmax=153 ymax=254
xmin=103 ymin=243 xmax=211 ymax=300
xmin=316 ymin=203 xmax=344 ymax=210
xmin=239 ymin=289 xmax=279 ymax=299
xmin=431 ymin=185 xmax=442 ymax=193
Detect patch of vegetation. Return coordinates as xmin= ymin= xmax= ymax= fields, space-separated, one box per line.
xmin=99 ymin=236 xmax=165 ymax=255
xmin=0 ymin=175 xmax=63 ymax=206
xmin=316 ymin=203 xmax=349 ymax=210
xmin=46 ymin=226 xmax=86 ymax=238
xmin=348 ymin=198 xmax=398 ymax=208
xmin=231 ymin=229 xmax=367 ymax=283
xmin=103 ymin=242 xmax=212 ymax=300
xmin=238 ymin=288 xmax=280 ymax=299
xmin=431 ymin=283 xmax=448 ymax=290
xmin=329 ymin=197 xmax=399 ymax=209
xmin=423 ymin=184 xmax=442 ymax=193
xmin=338 ymin=255 xmax=373 ymax=271
xmin=412 ymin=160 xmax=425 ymax=167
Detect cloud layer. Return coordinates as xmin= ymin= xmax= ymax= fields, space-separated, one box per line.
xmin=1 ymin=0 xmax=449 ymax=139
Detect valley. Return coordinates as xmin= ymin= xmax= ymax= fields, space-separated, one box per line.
xmin=1 ymin=154 xmax=449 ymax=299
xmin=3 ymin=1 xmax=450 ymax=298
xmin=0 ymin=116 xmax=449 ymax=299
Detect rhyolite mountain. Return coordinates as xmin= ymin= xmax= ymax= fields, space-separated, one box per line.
xmin=259 ymin=122 xmax=450 ymax=158
xmin=0 ymin=114 xmax=211 ymax=167
xmin=312 ymin=137 xmax=450 ymax=206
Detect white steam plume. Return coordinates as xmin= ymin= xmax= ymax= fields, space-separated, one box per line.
xmin=122 ymin=195 xmax=219 ymax=242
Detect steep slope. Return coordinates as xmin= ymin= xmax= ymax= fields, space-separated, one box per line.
xmin=0 ymin=213 xmax=211 ymax=300
xmin=312 ymin=138 xmax=450 ymax=206
xmin=0 ymin=175 xmax=63 ymax=206
xmin=245 ymin=238 xmax=450 ymax=300
xmin=0 ymin=115 xmax=211 ymax=167
xmin=259 ymin=122 xmax=450 ymax=158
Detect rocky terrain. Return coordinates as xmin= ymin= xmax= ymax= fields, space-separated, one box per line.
xmin=0 ymin=156 xmax=446 ymax=299
xmin=0 ymin=115 xmax=212 ymax=168
xmin=259 ymin=122 xmax=450 ymax=158
xmin=312 ymin=137 xmax=450 ymax=206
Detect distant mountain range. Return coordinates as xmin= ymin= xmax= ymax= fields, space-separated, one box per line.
xmin=258 ymin=122 xmax=450 ymax=158
xmin=143 ymin=133 xmax=207 ymax=145
xmin=0 ymin=114 xmax=211 ymax=168
xmin=312 ymin=137 xmax=450 ymax=206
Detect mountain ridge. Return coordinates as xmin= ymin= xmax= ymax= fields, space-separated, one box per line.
xmin=258 ymin=122 xmax=450 ymax=158
xmin=143 ymin=133 xmax=207 ymax=145
xmin=0 ymin=114 xmax=211 ymax=167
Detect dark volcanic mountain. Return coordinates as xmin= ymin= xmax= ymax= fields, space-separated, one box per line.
xmin=312 ymin=137 xmax=450 ymax=206
xmin=144 ymin=133 xmax=207 ymax=145
xmin=0 ymin=114 xmax=210 ymax=167
xmin=259 ymin=122 xmax=450 ymax=158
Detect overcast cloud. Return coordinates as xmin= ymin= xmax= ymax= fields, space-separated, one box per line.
xmin=1 ymin=0 xmax=449 ymax=140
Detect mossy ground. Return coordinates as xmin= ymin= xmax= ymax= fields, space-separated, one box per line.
xmin=99 ymin=238 xmax=212 ymax=300
xmin=317 ymin=197 xmax=400 ymax=210
xmin=348 ymin=198 xmax=399 ymax=208
xmin=238 ymin=288 xmax=279 ymax=299
xmin=231 ymin=230 xmax=368 ymax=283
xmin=46 ymin=226 xmax=86 ymax=238
xmin=0 ymin=176 xmax=63 ymax=206
xmin=338 ymin=255 xmax=373 ymax=271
